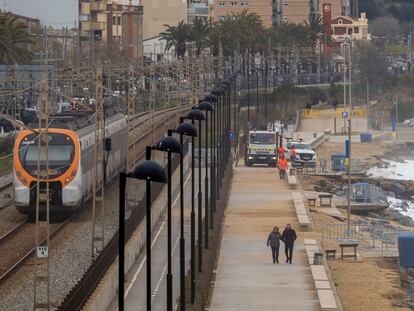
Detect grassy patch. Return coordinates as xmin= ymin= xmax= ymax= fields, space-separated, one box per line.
xmin=384 ymin=43 xmax=407 ymax=54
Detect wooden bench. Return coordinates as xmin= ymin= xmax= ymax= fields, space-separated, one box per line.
xmin=339 ymin=241 xmax=358 ymax=260
xmin=319 ymin=194 xmax=333 ymax=207
xmin=326 ymin=249 xmax=336 ymax=260
xmin=308 ymin=198 xmax=316 ymax=207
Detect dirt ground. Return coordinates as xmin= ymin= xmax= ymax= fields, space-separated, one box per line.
xmin=329 ymin=257 xmax=410 ymax=311
xmin=316 ymin=140 xmax=392 ymax=167
xmin=298 ymin=138 xmax=414 ymax=310
xmin=308 ymin=208 xmax=411 ymax=311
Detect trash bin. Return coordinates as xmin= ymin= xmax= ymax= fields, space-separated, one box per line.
xmin=313 ymin=252 xmax=323 ymax=265
xmin=360 ymin=133 xmax=372 ymax=143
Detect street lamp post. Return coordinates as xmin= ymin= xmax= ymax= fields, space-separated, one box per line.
xmin=174 ymin=120 xmax=198 ymax=311
xmin=127 ymin=146 xmax=167 ymax=311
xmin=198 ymin=101 xmax=213 ymax=249
xmin=203 ymin=94 xmax=218 ymax=228
xmin=152 ymin=132 xmax=182 ymax=311
xmin=118 ymin=172 xmax=127 ymax=311
xmin=185 ymin=108 xmax=205 ymax=303
xmin=342 ymin=40 xmax=352 ymax=234
xmin=211 ymin=88 xmax=224 ymax=200
xmin=216 ymin=87 xmax=226 ymax=185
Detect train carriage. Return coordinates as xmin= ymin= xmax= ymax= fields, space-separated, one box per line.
xmin=13 ymin=111 xmax=128 ymax=216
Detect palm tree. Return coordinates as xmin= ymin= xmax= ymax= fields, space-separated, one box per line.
xmin=208 ymin=10 xmax=265 ymax=56
xmin=305 ymin=13 xmax=324 ymax=47
xmin=0 ymin=13 xmax=33 ymax=64
xmin=160 ymin=20 xmax=190 ymax=58
xmin=189 ymin=17 xmax=210 ymax=55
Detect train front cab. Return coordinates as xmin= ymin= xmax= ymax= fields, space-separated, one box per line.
xmin=13 ymin=129 xmax=83 ymax=214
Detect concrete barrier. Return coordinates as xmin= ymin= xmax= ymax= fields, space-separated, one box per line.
xmin=292 ymin=191 xmax=311 ymax=229
xmin=304 ymin=239 xmax=339 ymax=310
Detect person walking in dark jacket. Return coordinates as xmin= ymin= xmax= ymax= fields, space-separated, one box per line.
xmin=267 ymin=226 xmax=282 ymax=264
xmin=281 ymin=224 xmax=297 ymax=264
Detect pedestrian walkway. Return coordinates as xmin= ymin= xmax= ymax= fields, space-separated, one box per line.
xmin=209 ymin=166 xmax=320 ymax=311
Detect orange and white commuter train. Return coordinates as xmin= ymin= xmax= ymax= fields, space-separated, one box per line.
xmin=13 ymin=112 xmax=128 ymax=216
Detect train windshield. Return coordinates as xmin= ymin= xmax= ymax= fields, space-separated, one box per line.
xmin=19 ymin=133 xmax=75 ymax=174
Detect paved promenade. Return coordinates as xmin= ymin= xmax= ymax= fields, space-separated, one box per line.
xmin=209 ymin=166 xmax=320 ymax=311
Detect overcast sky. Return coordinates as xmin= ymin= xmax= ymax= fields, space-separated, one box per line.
xmin=0 ymin=0 xmax=140 ymax=28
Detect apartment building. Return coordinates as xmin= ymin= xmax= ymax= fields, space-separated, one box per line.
xmin=140 ymin=0 xmax=187 ymax=39
xmin=78 ymin=0 xmax=143 ymax=59
xmin=188 ymin=0 xmax=209 ymax=24
xmin=211 ymin=0 xmax=273 ymax=27
xmin=280 ymin=0 xmax=342 ymax=24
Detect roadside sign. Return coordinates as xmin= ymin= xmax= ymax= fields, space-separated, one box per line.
xmin=37 ymin=246 xmax=48 ymax=258
xmin=247 ymin=121 xmax=252 ymax=129
xmin=229 ymin=131 xmax=235 ymax=141
xmin=342 ymin=111 xmax=349 ymax=119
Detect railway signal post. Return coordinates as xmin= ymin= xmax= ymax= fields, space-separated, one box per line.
xmin=33 ymin=74 xmax=51 ymax=311
xmin=91 ymin=66 xmax=106 ymax=259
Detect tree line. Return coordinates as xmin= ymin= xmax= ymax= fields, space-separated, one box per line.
xmin=160 ymin=10 xmax=324 ymax=58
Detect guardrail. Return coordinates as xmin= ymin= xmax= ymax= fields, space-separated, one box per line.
xmin=301 ymin=108 xmax=368 ymax=119
xmin=322 ymin=223 xmax=413 ymax=257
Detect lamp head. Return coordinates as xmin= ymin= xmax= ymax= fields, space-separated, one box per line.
xmin=187 ymin=108 xmax=205 ymax=121
xmin=129 ymin=160 xmax=167 ymax=183
xmin=218 ymin=83 xmax=228 ymax=91
xmin=176 ymin=122 xmax=198 ymax=137
xmin=216 ymin=86 xmax=226 ymax=94
xmin=153 ymin=136 xmax=182 ymax=154
xmin=220 ymin=79 xmax=231 ymax=86
xmin=198 ymin=101 xmax=213 ymax=112
xmin=211 ymin=89 xmax=222 ymax=96
xmin=204 ymin=94 xmax=217 ymax=103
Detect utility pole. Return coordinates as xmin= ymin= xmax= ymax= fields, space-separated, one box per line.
xmin=33 ymin=73 xmax=51 ymax=311
xmin=343 ymin=49 xmax=347 ymax=133
xmin=395 ymin=95 xmax=399 ymax=143
xmin=176 ymin=59 xmax=182 ymax=106
xmin=191 ymin=43 xmax=199 ymax=105
xmin=246 ymin=49 xmax=251 ymax=125
xmin=346 ymin=41 xmax=352 ymax=234
xmin=91 ymin=66 xmax=105 ymax=259
xmin=366 ymin=79 xmax=369 ymax=133
xmin=163 ymin=60 xmax=169 ymax=108
xmin=150 ymin=63 xmax=155 ymax=143
xmin=218 ymin=42 xmax=224 ymax=80
xmin=127 ymin=64 xmax=136 ymax=169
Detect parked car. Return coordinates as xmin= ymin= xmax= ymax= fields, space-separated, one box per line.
xmin=286 ymin=141 xmax=317 ymax=167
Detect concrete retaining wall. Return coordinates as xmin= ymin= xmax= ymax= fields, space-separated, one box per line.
xmin=299 ymin=118 xmax=368 ymax=133
xmin=82 ymin=156 xmax=189 ymax=311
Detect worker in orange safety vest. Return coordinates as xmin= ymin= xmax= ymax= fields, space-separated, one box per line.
xmin=277 ymin=155 xmax=289 ymax=180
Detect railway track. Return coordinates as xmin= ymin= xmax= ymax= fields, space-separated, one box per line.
xmin=0 ymin=104 xmax=192 ymax=309
xmin=0 ymin=182 xmax=14 ymax=211
xmin=0 ymin=181 xmax=12 ymax=193
xmin=58 ymin=105 xmax=192 ymax=310
xmin=0 ymin=216 xmax=73 ymax=284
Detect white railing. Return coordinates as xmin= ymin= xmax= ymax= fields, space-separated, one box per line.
xmin=322 ymin=223 xmax=414 ymax=257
